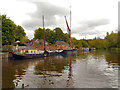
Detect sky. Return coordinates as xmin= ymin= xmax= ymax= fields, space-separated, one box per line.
xmin=0 ymin=0 xmax=119 ymax=40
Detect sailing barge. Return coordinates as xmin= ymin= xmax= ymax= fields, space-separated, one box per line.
xmin=8 ymin=8 xmax=77 ymax=60
xmin=59 ymin=11 xmax=77 ymax=54
xmin=9 ymin=16 xmax=53 ymax=60
xmin=8 ymin=49 xmax=51 ymax=60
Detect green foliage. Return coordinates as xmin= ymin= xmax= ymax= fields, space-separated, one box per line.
xmin=53 ymin=27 xmax=65 ymax=41
xmin=2 ymin=14 xmax=118 ymax=50
xmin=118 ymin=31 xmax=120 ymax=48
xmin=34 ymin=26 xmax=118 ymax=49
xmin=20 ymin=36 xmax=29 ymax=45
xmin=2 ymin=15 xmax=16 ymax=45
xmin=71 ymin=38 xmax=82 ymax=48
xmin=14 ymin=25 xmax=26 ymax=41
xmin=86 ymin=31 xmax=118 ymax=49
xmin=34 ymin=28 xmax=43 ymax=39
xmin=34 ymin=27 xmax=69 ymax=44
xmin=105 ymin=32 xmax=118 ymax=48
xmin=45 ymin=28 xmax=56 ymax=44
xmin=2 ymin=15 xmax=28 ymax=45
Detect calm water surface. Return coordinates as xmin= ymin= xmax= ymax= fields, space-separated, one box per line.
xmin=2 ymin=50 xmax=119 ymax=88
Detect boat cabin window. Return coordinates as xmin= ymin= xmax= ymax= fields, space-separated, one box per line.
xmin=31 ymin=51 xmax=32 ymax=53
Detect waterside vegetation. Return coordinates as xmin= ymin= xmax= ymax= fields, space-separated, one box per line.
xmin=1 ymin=15 xmax=119 ymax=50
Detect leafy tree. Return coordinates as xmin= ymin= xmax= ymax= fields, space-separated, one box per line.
xmin=2 ymin=15 xmax=16 ymax=45
xmin=45 ymin=29 xmax=56 ymax=44
xmin=2 ymin=15 xmax=28 ymax=45
xmin=20 ymin=36 xmax=29 ymax=45
xmin=81 ymin=39 xmax=89 ymax=47
xmin=63 ymin=33 xmax=69 ymax=43
xmin=105 ymin=32 xmax=118 ymax=48
xmin=14 ymin=25 xmax=26 ymax=41
xmin=34 ymin=28 xmax=43 ymax=39
xmin=53 ymin=27 xmax=64 ymax=41
xmin=34 ymin=27 xmax=69 ymax=44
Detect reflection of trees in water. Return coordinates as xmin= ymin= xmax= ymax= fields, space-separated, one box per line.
xmin=104 ymin=50 xmax=119 ymax=68
xmin=79 ymin=50 xmax=119 ymax=69
xmin=2 ymin=59 xmax=34 ymax=88
xmin=34 ymin=55 xmax=70 ymax=75
xmin=88 ymin=50 xmax=118 ymax=64
xmin=34 ymin=55 xmax=76 ymax=87
xmin=3 ymin=64 xmax=27 ymax=88
xmin=3 ymin=54 xmax=77 ymax=88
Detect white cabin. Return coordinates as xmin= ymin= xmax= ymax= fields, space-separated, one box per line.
xmin=20 ymin=49 xmax=44 ymax=54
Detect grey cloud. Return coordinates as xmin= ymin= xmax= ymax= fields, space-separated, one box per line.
xmin=22 ymin=1 xmax=69 ymax=30
xmin=20 ymin=0 xmax=110 ymax=39
xmin=83 ymin=19 xmax=110 ymax=28
xmin=72 ymin=19 xmax=110 ymax=37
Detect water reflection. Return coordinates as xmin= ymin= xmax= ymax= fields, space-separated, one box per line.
xmin=2 ymin=50 xmax=119 ymax=88
xmin=34 ymin=55 xmax=70 ymax=74
xmin=33 ymin=55 xmax=75 ymax=88
xmin=2 ymin=57 xmax=42 ymax=88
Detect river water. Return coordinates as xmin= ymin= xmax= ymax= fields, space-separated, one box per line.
xmin=2 ymin=50 xmax=120 ymax=89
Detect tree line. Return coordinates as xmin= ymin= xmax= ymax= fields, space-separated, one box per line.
xmin=1 ymin=15 xmax=119 ymax=49
xmin=34 ymin=27 xmax=119 ymax=49
xmin=71 ymin=31 xmax=119 ymax=49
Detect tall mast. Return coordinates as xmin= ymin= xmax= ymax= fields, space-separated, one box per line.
xmin=70 ymin=6 xmax=74 ymax=48
xmin=70 ymin=6 xmax=71 ymax=31
xmin=43 ymin=15 xmax=46 ymax=51
xmin=65 ymin=16 xmax=71 ymax=48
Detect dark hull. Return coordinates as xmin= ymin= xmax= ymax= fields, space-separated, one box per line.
xmin=72 ymin=49 xmax=77 ymax=54
xmin=8 ymin=51 xmax=56 ymax=60
xmin=58 ymin=49 xmax=77 ymax=55
xmin=8 ymin=52 xmax=43 ymax=60
xmin=62 ymin=49 xmax=73 ymax=54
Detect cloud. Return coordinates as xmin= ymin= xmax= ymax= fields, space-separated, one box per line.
xmin=72 ymin=19 xmax=110 ymax=36
xmin=0 ymin=0 xmax=117 ymax=40
xmin=82 ymin=19 xmax=110 ymax=28
xmin=22 ymin=1 xmax=69 ymax=30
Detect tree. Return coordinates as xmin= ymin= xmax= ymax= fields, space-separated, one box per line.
xmin=14 ymin=25 xmax=26 ymax=41
xmin=20 ymin=36 xmax=29 ymax=45
xmin=105 ymin=32 xmax=118 ymax=48
xmin=45 ymin=29 xmax=56 ymax=44
xmin=34 ymin=27 xmax=68 ymax=44
xmin=34 ymin=28 xmax=43 ymax=39
xmin=81 ymin=39 xmax=89 ymax=47
xmin=2 ymin=15 xmax=28 ymax=45
xmin=2 ymin=15 xmax=16 ymax=45
xmin=63 ymin=33 xmax=69 ymax=43
xmin=53 ymin=27 xmax=64 ymax=41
